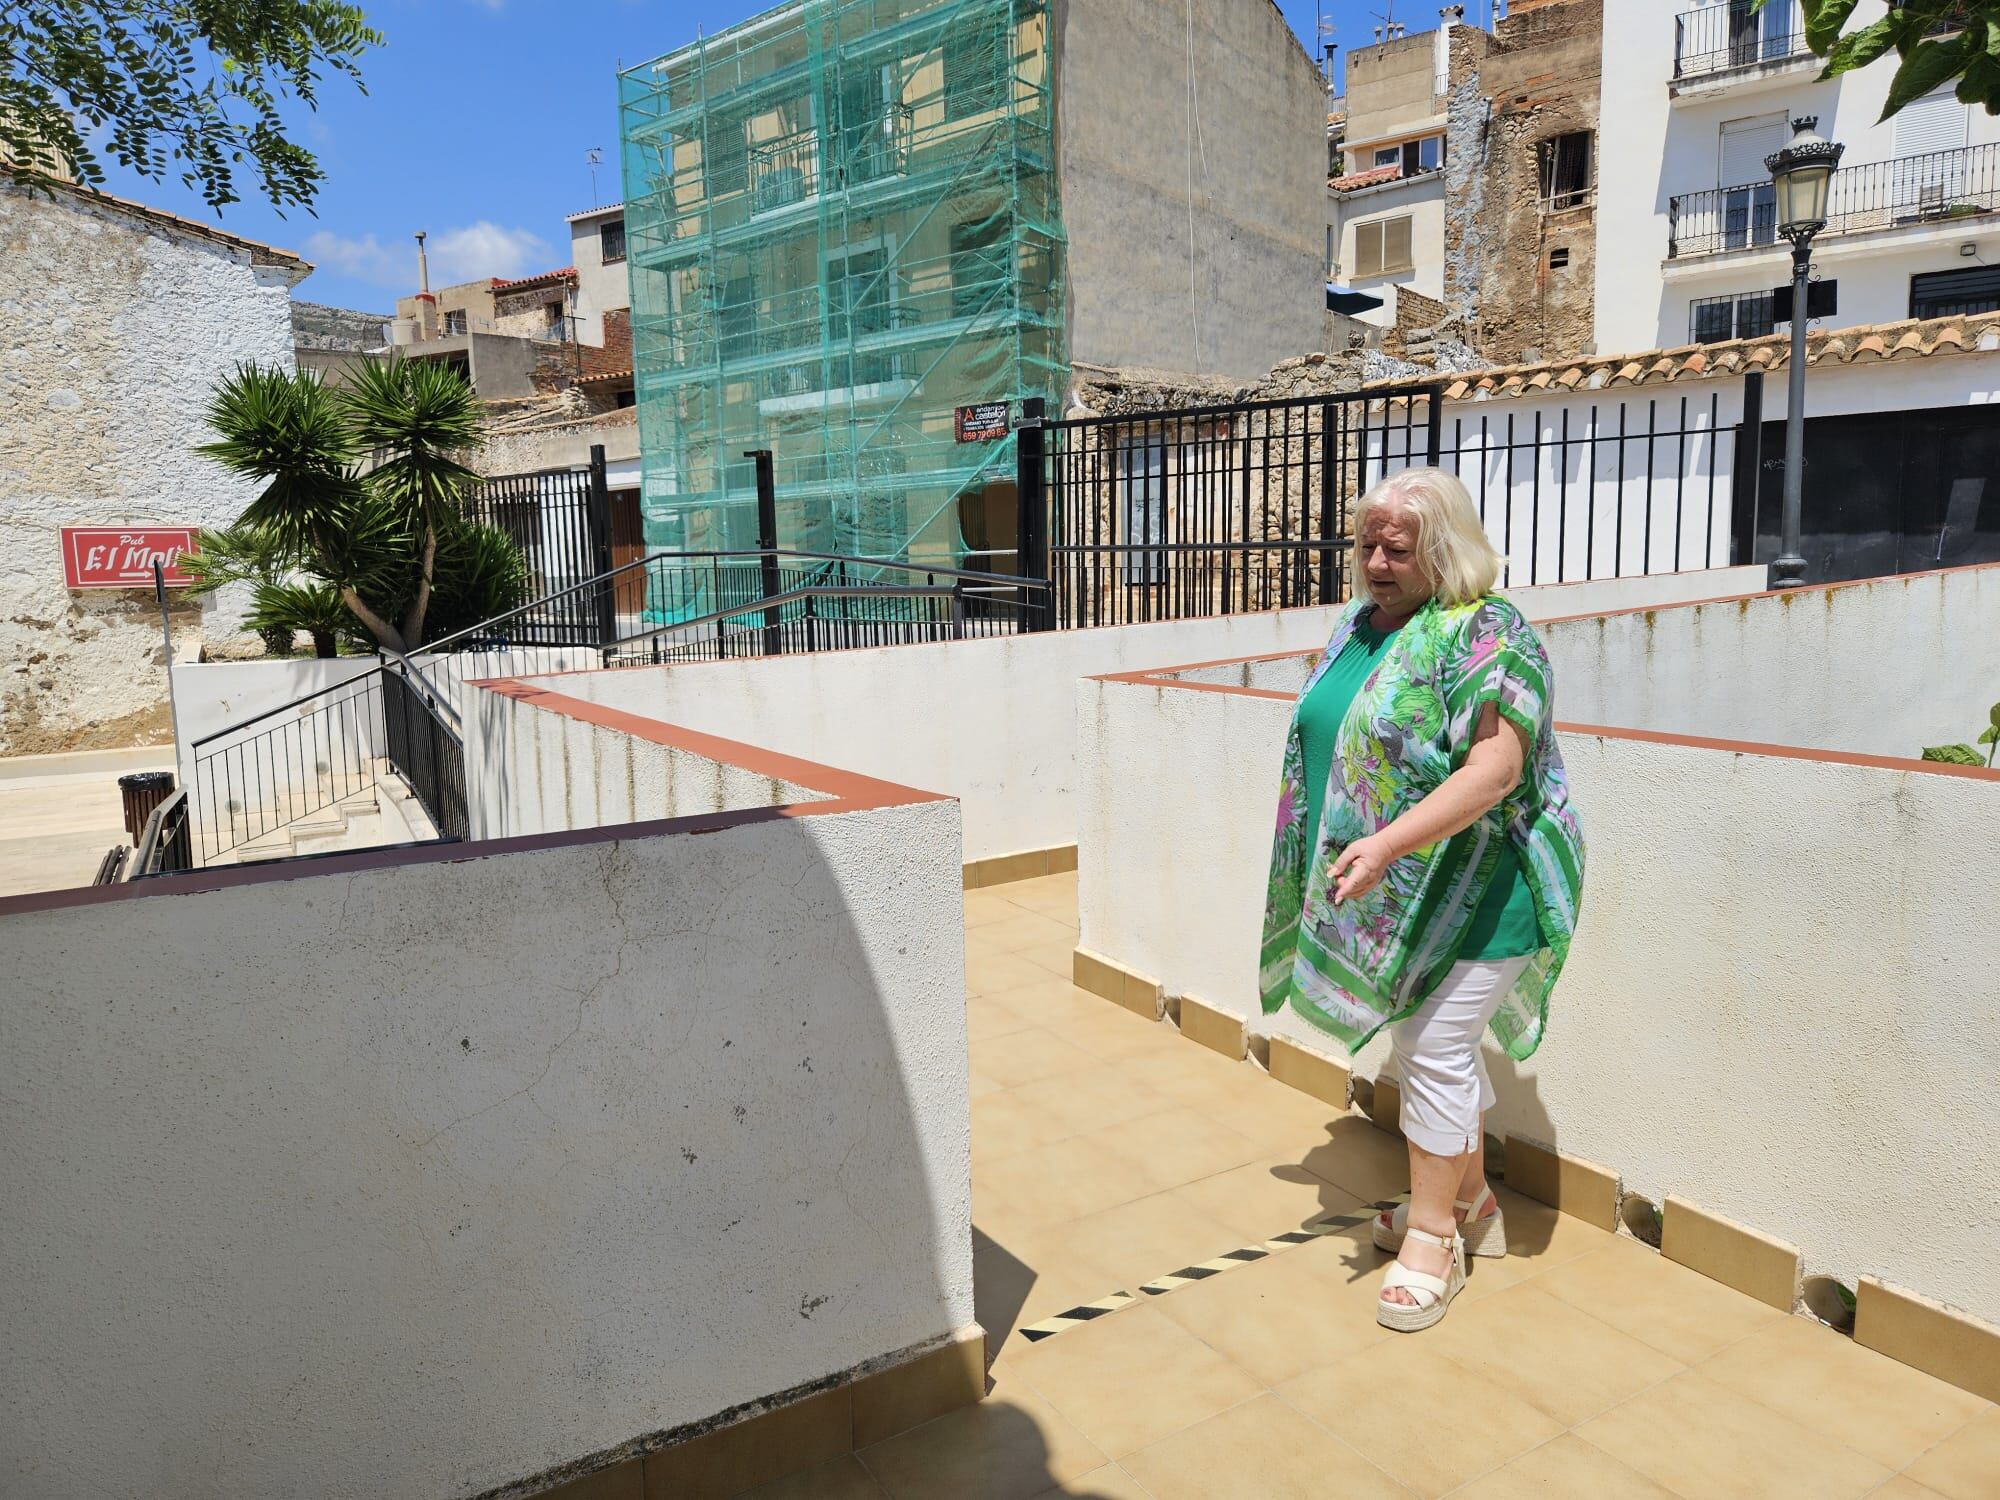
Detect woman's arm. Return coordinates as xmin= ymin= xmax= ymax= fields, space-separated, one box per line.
xmin=1329 ymin=703 xmax=1527 ymax=903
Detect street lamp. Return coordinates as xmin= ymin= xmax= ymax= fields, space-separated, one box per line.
xmin=1763 ymin=116 xmax=1844 ymax=589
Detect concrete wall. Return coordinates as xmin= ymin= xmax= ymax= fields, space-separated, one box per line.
xmin=568 ymin=211 xmax=630 ymax=349
xmin=477 ymin=410 xmax=642 ymax=477
xmin=515 ymin=567 xmax=1759 ymax=865
xmin=0 ymin=184 xmax=305 ymax=755
xmin=1072 ymin=578 xmax=2000 ymax=1323
xmin=1597 ymin=0 xmax=2000 ymax=353
xmin=1343 ymin=30 xmax=1443 ymax=152
xmin=0 ymin=774 xmax=971 ymax=1497
xmin=1057 ymin=0 xmax=1326 ymax=380
xmin=1334 ymin=176 xmax=1448 ymax=311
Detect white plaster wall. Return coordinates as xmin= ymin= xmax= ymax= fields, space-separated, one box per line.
xmin=0 ymin=186 xmax=304 ymax=754
xmin=464 ymin=682 xmax=824 ymax=839
xmin=518 ymin=568 xmax=1756 ymax=865
xmin=1073 ymin=674 xmax=2000 ymax=1323
xmin=0 ymin=799 xmax=972 ymax=1499
xmin=567 ymin=213 xmax=630 ymax=349
xmin=1597 ymin=0 xmax=2000 ymax=353
xmin=1543 ymin=564 xmax=2000 ymax=756
xmin=1335 ymin=178 xmax=1448 ymax=309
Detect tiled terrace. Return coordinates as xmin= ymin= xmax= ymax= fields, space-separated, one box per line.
xmin=741 ymin=872 xmax=1998 ymax=1500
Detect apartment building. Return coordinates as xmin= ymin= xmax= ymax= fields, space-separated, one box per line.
xmin=1598 ymin=0 xmax=2000 ymax=352
xmin=616 ymin=0 xmax=1327 ymax=563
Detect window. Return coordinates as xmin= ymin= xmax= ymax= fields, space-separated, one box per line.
xmin=1689 ymin=290 xmax=1776 ymax=344
xmin=942 ymin=19 xmax=1008 ymax=120
xmin=1402 ymin=136 xmax=1442 ymax=174
xmin=443 ymin=308 xmax=467 ymax=336
xmin=1373 ymin=146 xmax=1401 ymax=168
xmin=717 ymin=274 xmax=756 ymax=362
xmin=1353 ymin=215 xmax=1413 ymax=277
xmin=1910 ymin=265 xmax=2000 ymax=319
xmin=706 ymin=115 xmax=750 ymax=194
xmin=600 ymin=219 xmax=626 ymax=264
xmin=1549 ymin=246 xmax=1570 ymax=269
xmin=1119 ymin=434 xmax=1166 ymax=586
xmin=545 ymin=302 xmax=567 ymax=339
xmin=826 ymin=243 xmax=897 ymax=385
xmin=615 ymin=388 xmax=637 ymax=409
xmin=950 ymin=216 xmax=1008 ymax=319
xmin=1537 ymin=132 xmax=1592 ymax=210
xmin=1718 ymin=113 xmax=1785 ymax=248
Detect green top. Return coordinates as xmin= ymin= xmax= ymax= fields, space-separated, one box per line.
xmin=1296 ymin=612 xmax=1540 ymax=962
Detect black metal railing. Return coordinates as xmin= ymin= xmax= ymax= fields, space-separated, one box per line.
xmin=464 ymin=449 xmax=630 ymax=646
xmin=1673 ymin=1 xmax=1808 ymax=80
xmin=1670 ymin=143 xmax=2000 ymax=257
xmin=1035 ymin=388 xmax=1443 ymax=628
xmin=188 ymin=669 xmax=386 ymax=864
xmin=128 ymin=788 xmax=194 ymax=879
xmin=381 ymin=662 xmax=469 ymax=842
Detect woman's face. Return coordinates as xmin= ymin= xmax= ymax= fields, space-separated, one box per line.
xmin=1358 ymin=503 xmax=1432 ymax=619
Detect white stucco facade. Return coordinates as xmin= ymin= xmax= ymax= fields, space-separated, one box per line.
xmin=1072 ymin=564 xmax=2000 ymax=1325
xmin=0 ymin=761 xmax=971 ymax=1498
xmin=565 ymin=206 xmax=630 ymax=349
xmin=0 ymin=184 xmax=310 ymax=754
xmin=1596 ymin=0 xmax=2000 ymax=354
xmin=1330 ymin=174 xmax=1448 ymax=328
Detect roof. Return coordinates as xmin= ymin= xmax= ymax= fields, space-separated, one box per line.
xmin=492 ymin=267 xmax=578 ymax=292
xmin=1367 ymin=310 xmax=2000 ymax=402
xmin=27 ymin=180 xmax=308 ymax=269
xmin=1329 ymin=164 xmax=1402 ymax=192
xmin=575 ymin=366 xmax=634 ymax=385
xmin=566 ymin=203 xmax=625 ymax=222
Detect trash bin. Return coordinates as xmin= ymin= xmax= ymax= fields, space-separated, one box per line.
xmin=118 ymin=770 xmax=176 ymax=843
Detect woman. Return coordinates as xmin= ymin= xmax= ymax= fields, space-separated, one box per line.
xmin=1260 ymin=467 xmax=1584 ymax=1333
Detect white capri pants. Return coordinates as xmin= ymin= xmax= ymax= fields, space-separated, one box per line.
xmin=1388 ymin=956 xmax=1531 ymax=1156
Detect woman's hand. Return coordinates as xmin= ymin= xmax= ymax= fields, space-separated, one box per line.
xmin=1330 ymin=833 xmax=1396 ymax=903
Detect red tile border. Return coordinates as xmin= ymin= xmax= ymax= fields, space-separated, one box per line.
xmin=0 ymin=682 xmax=949 ymax=919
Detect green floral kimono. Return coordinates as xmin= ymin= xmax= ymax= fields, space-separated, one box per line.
xmin=1260 ymin=593 xmax=1584 ymax=1060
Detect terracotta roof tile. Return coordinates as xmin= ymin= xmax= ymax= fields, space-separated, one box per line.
xmin=493 ymin=266 xmax=578 ymax=292
xmin=33 ymin=180 xmax=307 ymax=267
xmin=1329 ymin=164 xmax=1402 ymax=192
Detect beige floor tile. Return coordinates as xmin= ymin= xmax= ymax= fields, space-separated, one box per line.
xmin=1576 ymin=1369 xmax=1892 ymax=1500
xmin=1025 ymin=1461 xmax=1154 ymax=1499
xmin=1058 ymin=1006 xmax=1186 ymax=1063
xmin=1112 ymin=1041 xmax=1255 ymax=1105
xmin=967 ymin=995 xmax=1039 ymax=1043
xmin=1051 ymin=1190 xmax=1251 ymax=1291
xmin=973 ymin=1089 xmax=1092 ymax=1167
xmin=1120 ymin=1393 xmax=1414 ymax=1499
xmin=1006 ymin=1068 xmax=1176 ymax=1140
xmin=974 ymin=1134 xmax=1153 ymax=1233
xmin=1868 ymin=1477 xmax=1957 ymax=1500
xmin=1899 ymin=1403 xmax=2000 ymax=1500
xmin=971 ymin=952 xmax=1068 ymax=998
xmin=1442 ymin=1433 xmax=1682 ymax=1500
xmin=1453 ymin=1191 xmax=1620 ymax=1295
xmin=1164 ymin=1073 xmax=1344 ymax=1156
xmin=991 ymin=979 xmax=1107 ymax=1030
xmin=997 ymin=875 xmax=1080 ymax=917
xmin=1696 ymin=1314 xmax=1992 ymax=1471
xmin=980 ymin=911 xmax=1081 ymax=955
xmin=1012 ymin=1304 xmax=1265 ymax=1459
xmin=1277 ymin=1340 xmax=1564 ymax=1499
xmin=1295 ymin=1115 xmax=1422 ymax=1203
xmin=1152 ymin=1234 xmax=1398 ymax=1386
xmin=975 ymin=1225 xmax=1126 ymax=1365
xmin=966 ymin=892 xmax=1028 ymax=929
xmin=969 ymin=1068 xmax=1008 ymax=1100
xmin=1163 ymin=1156 xmax=1366 ymax=1243
xmin=1532 ymin=1237 xmax=1784 ymax=1364
xmin=1423 ymin=1284 xmax=1685 ymax=1428
xmin=1086 ymin=1105 xmax=1266 ymax=1195
xmin=727 ymin=1453 xmax=886 ymax=1500
xmin=857 ymin=1374 xmax=1107 ymax=1500
xmin=973 ymin=1028 xmax=1102 ymax=1089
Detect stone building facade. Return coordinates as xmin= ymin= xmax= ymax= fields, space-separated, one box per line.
xmin=1442 ymin=0 xmax=1601 ymax=365
xmin=0 ymin=183 xmax=310 ymax=754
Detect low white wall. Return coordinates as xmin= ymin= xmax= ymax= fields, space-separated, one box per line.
xmin=0 ymin=797 xmax=971 ymax=1499
xmin=1075 ymin=671 xmax=2000 ymax=1323
xmin=465 ymin=682 xmax=824 ymax=840
xmin=525 ymin=567 xmax=1760 ymax=864
xmin=1543 ymin=565 xmax=2000 ymax=757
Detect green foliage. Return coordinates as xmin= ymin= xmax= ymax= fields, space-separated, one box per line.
xmin=197 ymin=358 xmax=515 ymax=652
xmin=1766 ymin=1 xmax=2000 ymax=119
xmin=1919 ymin=700 xmax=2000 ymax=766
xmin=412 ymin=522 xmax=531 ymax=643
xmin=247 ymin=579 xmax=349 ymax=659
xmin=1 ymin=0 xmax=380 ymax=212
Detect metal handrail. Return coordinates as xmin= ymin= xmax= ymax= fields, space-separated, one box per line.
xmin=378 ymin=649 xmax=465 ymax=737
xmin=128 ymin=788 xmax=192 ymax=879
xmin=610 ymin=580 xmax=968 ymax=653
xmin=188 ymin=664 xmax=381 ymax=753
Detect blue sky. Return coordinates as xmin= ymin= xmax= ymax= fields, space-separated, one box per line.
xmin=91 ymin=0 xmax=1442 ymax=313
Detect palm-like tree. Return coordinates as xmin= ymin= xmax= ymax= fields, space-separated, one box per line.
xmin=198 ymin=358 xmax=484 ymax=653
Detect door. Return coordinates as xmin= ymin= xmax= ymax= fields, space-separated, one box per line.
xmin=608 ymin=489 xmax=646 ymax=622
xmin=1719 ymin=114 xmax=1786 ymax=248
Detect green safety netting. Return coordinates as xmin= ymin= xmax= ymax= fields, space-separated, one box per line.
xmin=617 ymin=0 xmax=1066 ymax=581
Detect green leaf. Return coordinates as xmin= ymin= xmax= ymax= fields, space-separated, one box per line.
xmin=1825 ymin=15 xmax=1900 ymax=75
xmin=1882 ymin=35 xmax=1979 ymax=119
xmin=1920 ymin=743 xmax=1984 ymax=765
xmin=1803 ymin=0 xmax=1862 ymax=54
xmin=1978 ymin=726 xmax=1999 ymax=745
xmin=1988 ymin=701 xmax=2000 ymax=730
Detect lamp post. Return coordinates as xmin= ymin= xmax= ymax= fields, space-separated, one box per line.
xmin=1763 ymin=116 xmax=1844 ymax=589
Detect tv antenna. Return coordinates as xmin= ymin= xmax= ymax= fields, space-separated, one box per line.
xmin=1369 ymin=3 xmax=1405 ymax=41
xmin=587 ymin=147 xmax=604 ymax=206
xmin=1316 ymin=4 xmax=1337 ymax=88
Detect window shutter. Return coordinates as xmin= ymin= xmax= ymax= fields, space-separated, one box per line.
xmin=1356 ymin=222 xmax=1383 ymax=277
xmin=1384 ymin=215 xmax=1412 ymax=271
xmin=1719 ymin=113 xmax=1787 ymax=188
xmin=1895 ymin=89 xmax=1968 ymax=159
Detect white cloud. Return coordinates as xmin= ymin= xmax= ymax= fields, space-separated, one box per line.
xmin=302 ymin=221 xmax=555 ymax=291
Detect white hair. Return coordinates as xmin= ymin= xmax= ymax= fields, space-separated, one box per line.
xmin=1350 ymin=467 xmax=1503 ymax=607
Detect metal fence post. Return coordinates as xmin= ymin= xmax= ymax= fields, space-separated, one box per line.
xmin=1732 ymin=369 xmax=1766 ymax=566
xmin=586 ymin=444 xmax=615 ymax=646
xmin=1424 ymin=384 xmax=1444 ymax=467
xmin=1317 ymin=401 xmax=1337 ymax=605
xmin=747 ymin=449 xmax=780 ymax=655
xmin=1015 ymin=397 xmax=1051 ymax=631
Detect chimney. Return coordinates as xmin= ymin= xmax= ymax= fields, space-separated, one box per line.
xmin=414 ymin=230 xmax=430 ymax=296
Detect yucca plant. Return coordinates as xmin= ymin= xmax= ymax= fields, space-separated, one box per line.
xmin=197 ymin=358 xmax=489 ymax=652
xmin=247 ymin=580 xmax=352 ymax=659
xmin=180 ymin=522 xmax=297 ymax=656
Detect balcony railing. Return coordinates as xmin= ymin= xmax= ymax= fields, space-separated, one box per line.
xmin=1668 ymin=143 xmax=2000 ymax=258
xmin=1673 ymin=1 xmax=1809 ymax=81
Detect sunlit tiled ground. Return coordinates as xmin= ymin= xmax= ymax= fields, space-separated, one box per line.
xmin=0 ymin=754 xmax=173 ymax=898
xmin=722 ymin=872 xmax=2000 ymax=1500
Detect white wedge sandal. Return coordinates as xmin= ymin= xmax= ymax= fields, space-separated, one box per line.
xmin=1376 ymin=1224 xmax=1466 ymax=1333
xmin=1373 ymin=1182 xmax=1507 ymax=1258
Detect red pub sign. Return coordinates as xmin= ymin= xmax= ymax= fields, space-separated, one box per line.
xmin=61 ymin=527 xmax=200 ymax=588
